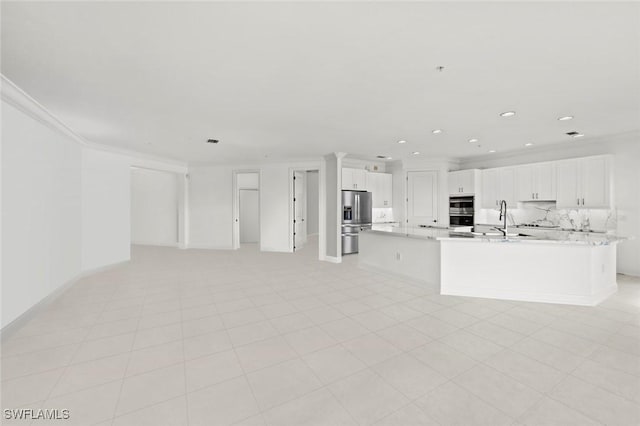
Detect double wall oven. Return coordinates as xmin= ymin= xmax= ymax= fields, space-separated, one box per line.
xmin=449 ymin=196 xmax=475 ymax=226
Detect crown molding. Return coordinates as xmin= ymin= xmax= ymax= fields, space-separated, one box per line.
xmin=1 ymin=74 xmax=188 ymax=171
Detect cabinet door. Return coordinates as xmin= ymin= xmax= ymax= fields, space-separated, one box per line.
xmin=353 ymin=169 xmax=367 ymax=190
xmin=500 ymin=168 xmax=517 ymax=206
xmin=516 ymin=166 xmax=535 ymax=201
xmin=459 ymin=170 xmax=475 ymax=194
xmin=448 ymin=171 xmax=460 ymax=195
xmin=341 ymin=168 xmax=353 ymax=190
xmin=380 ymin=173 xmax=393 ymax=207
xmin=368 ymin=173 xmax=380 ymax=207
xmin=481 ymin=169 xmax=499 ymax=209
xmin=536 ymin=163 xmax=556 ymax=201
xmin=581 ymin=157 xmax=610 ymax=208
xmin=556 ymin=160 xmax=580 ymax=208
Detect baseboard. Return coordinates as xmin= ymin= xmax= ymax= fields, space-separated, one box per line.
xmin=324 ymin=255 xmax=342 ymax=264
xmin=441 ymin=283 xmax=618 ymax=306
xmin=0 ymin=260 xmax=129 ymax=341
xmin=186 ymin=244 xmax=234 ymax=250
xmin=131 ymin=241 xmax=180 ymax=248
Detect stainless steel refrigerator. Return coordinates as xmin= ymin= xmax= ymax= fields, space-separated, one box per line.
xmin=341 ymin=190 xmax=373 ymax=255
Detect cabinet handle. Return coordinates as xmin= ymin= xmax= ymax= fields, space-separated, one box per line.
xmin=536 ymin=192 xmax=539 ymax=199
xmin=582 ymin=198 xmax=585 ymax=205
xmin=577 ymin=198 xmax=580 ymax=205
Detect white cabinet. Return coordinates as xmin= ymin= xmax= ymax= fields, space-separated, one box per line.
xmin=481 ymin=167 xmax=517 ymax=208
xmin=342 ymin=168 xmax=367 ymax=191
xmin=517 ymin=163 xmax=556 ymax=201
xmin=448 ymin=169 xmax=478 ymax=195
xmin=367 ymin=172 xmax=393 ymax=208
xmin=556 ymin=156 xmax=611 ymax=208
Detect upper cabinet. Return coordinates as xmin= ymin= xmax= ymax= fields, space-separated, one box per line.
xmin=367 ymin=172 xmax=393 ymax=208
xmin=475 ymin=155 xmax=611 ymax=210
xmin=448 ymin=169 xmax=479 ymax=195
xmin=516 ymin=162 xmax=556 ymax=201
xmin=556 ymin=156 xmax=611 ymax=208
xmin=481 ymin=167 xmax=517 ymax=208
xmin=342 ymin=168 xmax=367 ymax=191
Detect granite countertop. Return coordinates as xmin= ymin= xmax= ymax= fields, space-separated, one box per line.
xmin=366 ymin=224 xmax=627 ymax=246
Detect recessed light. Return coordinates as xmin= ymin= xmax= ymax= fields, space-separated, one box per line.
xmin=386 ymin=156 xmax=393 ymax=160
xmin=206 ymin=139 xmax=219 ymax=144
xmin=524 ymin=142 xmax=534 ymax=147
xmin=468 ymin=138 xmax=479 ymax=143
xmin=412 ymin=151 xmax=420 ymax=155
xmin=573 ymin=134 xmax=584 ymax=138
xmin=432 ymin=129 xmax=443 ymax=134
xmin=558 ymin=116 xmax=574 ymax=121
xmin=397 ymin=140 xmax=407 ymax=144
xmin=500 ymin=111 xmax=516 ymax=117
xmin=488 ymin=150 xmax=496 ymax=153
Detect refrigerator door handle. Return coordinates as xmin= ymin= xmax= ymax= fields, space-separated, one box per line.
xmin=355 ymin=193 xmax=359 ymax=223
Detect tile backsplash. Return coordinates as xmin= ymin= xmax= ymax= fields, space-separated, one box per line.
xmin=372 ymin=208 xmax=394 ymax=223
xmin=476 ymin=202 xmax=617 ymax=232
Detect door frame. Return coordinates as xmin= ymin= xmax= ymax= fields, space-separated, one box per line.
xmin=232 ymin=169 xmax=261 ymax=250
xmin=289 ymin=167 xmax=320 ymax=253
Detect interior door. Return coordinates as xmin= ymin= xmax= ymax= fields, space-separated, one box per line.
xmin=293 ymin=171 xmax=307 ymax=250
xmin=407 ymin=170 xmax=439 ymax=226
xmin=239 ymin=189 xmax=260 ymax=243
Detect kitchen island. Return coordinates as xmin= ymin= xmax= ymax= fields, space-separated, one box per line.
xmin=359 ymin=225 xmax=625 ymax=306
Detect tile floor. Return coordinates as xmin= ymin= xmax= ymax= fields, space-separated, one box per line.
xmin=2 ymin=240 xmax=640 ymax=425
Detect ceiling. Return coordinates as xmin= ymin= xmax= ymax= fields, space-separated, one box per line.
xmin=2 ymin=1 xmax=639 ymax=164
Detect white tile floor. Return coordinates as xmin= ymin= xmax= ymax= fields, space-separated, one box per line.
xmin=2 ymin=239 xmax=640 ymax=425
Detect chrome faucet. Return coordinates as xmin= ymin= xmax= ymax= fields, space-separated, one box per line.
xmin=497 ymin=200 xmax=508 ymax=236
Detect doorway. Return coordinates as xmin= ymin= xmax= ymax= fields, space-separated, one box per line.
xmin=233 ymin=170 xmax=260 ymax=249
xmin=239 ymin=189 xmax=260 ymax=243
xmin=293 ymin=171 xmax=307 ymax=250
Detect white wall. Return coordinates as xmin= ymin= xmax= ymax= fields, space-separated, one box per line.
xmin=131 ymin=168 xmax=179 ymax=246
xmin=2 ymin=100 xmax=82 ymax=329
xmin=460 ymin=133 xmax=640 ymax=277
xmin=1 ymin=76 xmax=189 ymax=331
xmin=188 ymin=166 xmax=234 ymax=249
xmin=307 ymin=171 xmax=319 ymax=235
xmin=188 ymin=162 xmax=320 ymax=253
xmin=82 ymin=149 xmax=131 ymax=270
xmin=237 ymin=172 xmax=259 ymax=189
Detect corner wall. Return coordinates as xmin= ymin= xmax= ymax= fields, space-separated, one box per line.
xmin=1 ymin=77 xmax=184 ymax=331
